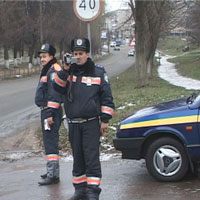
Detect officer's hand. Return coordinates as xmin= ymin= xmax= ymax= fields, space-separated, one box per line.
xmin=100 ymin=122 xmax=108 ymax=136
xmin=47 ymin=117 xmax=54 ymax=126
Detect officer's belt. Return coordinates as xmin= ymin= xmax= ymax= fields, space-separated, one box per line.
xmin=40 ymin=106 xmax=48 ymax=110
xmin=67 ymin=117 xmax=97 ymax=124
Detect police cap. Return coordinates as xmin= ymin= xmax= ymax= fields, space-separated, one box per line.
xmin=38 ymin=44 xmax=56 ymax=56
xmin=71 ymin=38 xmax=90 ymax=53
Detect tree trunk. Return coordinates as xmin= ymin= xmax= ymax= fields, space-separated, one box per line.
xmin=3 ymin=45 xmax=9 ymax=69
xmin=134 ymin=0 xmax=166 ymax=87
xmin=28 ymin=46 xmax=33 ymax=69
xmin=13 ymin=45 xmax=18 ymax=67
xmin=135 ymin=1 xmax=148 ymax=87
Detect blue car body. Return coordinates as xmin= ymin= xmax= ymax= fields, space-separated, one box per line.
xmin=113 ymin=94 xmax=200 ymax=180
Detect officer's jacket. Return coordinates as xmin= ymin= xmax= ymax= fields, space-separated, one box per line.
xmin=35 ymin=59 xmax=63 ymax=118
xmin=53 ymin=58 xmax=115 ymax=123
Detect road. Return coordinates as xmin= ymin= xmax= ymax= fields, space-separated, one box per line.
xmin=0 ymin=157 xmax=200 ymax=200
xmin=0 ymin=46 xmax=135 ymax=139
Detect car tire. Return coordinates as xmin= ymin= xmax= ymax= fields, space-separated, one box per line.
xmin=145 ymin=137 xmax=189 ymax=182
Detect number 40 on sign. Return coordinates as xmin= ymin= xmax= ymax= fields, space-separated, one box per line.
xmin=73 ymin=0 xmax=103 ymax=22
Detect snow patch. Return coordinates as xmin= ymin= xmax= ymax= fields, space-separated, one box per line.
xmin=158 ymin=55 xmax=200 ymax=90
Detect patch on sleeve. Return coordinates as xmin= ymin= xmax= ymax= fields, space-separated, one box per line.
xmin=53 ymin=63 xmax=62 ymax=72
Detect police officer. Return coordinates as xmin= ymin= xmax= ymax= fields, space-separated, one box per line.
xmin=53 ymin=38 xmax=115 ymax=200
xmin=35 ymin=44 xmax=63 ymax=185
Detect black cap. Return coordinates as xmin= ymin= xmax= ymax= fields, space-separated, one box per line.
xmin=38 ymin=44 xmax=56 ymax=56
xmin=71 ymin=38 xmax=90 ymax=53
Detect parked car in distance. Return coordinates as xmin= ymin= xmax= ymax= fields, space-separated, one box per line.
xmin=113 ymin=93 xmax=200 ymax=182
xmin=128 ymin=49 xmax=135 ymax=56
xmin=114 ymin=46 xmax=120 ymax=51
xmin=116 ymin=39 xmax=122 ymax=46
xmin=110 ymin=41 xmax=116 ymax=47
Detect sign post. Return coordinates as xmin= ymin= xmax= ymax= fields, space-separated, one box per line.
xmin=73 ymin=0 xmax=103 ymax=55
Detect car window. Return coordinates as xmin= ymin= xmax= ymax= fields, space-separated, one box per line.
xmin=192 ymin=94 xmax=200 ymax=104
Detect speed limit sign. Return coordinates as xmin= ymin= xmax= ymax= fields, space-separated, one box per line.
xmin=73 ymin=0 xmax=103 ymax=22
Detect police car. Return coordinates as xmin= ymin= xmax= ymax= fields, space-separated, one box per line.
xmin=113 ymin=93 xmax=200 ymax=182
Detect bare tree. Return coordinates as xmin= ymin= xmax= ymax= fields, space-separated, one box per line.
xmin=129 ymin=0 xmax=187 ymax=88
xmin=186 ymin=1 xmax=200 ymax=46
xmin=0 ymin=1 xmax=25 ymax=68
xmin=130 ymin=0 xmax=166 ymax=87
xmin=0 ymin=0 xmax=105 ymax=69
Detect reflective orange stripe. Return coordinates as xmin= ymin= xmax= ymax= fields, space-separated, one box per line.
xmin=55 ymin=74 xmax=67 ymax=87
xmin=40 ymin=76 xmax=47 ymax=82
xmin=92 ymin=77 xmax=101 ymax=84
xmin=72 ymin=175 xmax=87 ymax=184
xmin=81 ymin=77 xmax=101 ymax=85
xmin=67 ymin=75 xmax=77 ymax=82
xmin=81 ymin=77 xmax=87 ymax=83
xmin=46 ymin=154 xmax=59 ymax=161
xmin=47 ymin=101 xmax=60 ymax=109
xmin=101 ymin=106 xmax=115 ymax=116
xmin=87 ymin=177 xmax=101 ymax=185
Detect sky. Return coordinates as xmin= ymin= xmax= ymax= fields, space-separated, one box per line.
xmin=105 ymin=0 xmax=129 ymax=12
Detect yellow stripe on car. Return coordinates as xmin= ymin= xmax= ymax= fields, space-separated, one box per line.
xmin=120 ymin=115 xmax=197 ymax=130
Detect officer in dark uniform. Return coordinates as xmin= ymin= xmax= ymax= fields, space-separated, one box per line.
xmin=53 ymin=38 xmax=115 ymax=200
xmin=35 ymin=44 xmax=63 ymax=185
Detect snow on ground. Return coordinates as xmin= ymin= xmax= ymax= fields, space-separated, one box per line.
xmin=0 ymin=151 xmax=121 ymax=162
xmin=158 ymin=55 xmax=200 ymax=90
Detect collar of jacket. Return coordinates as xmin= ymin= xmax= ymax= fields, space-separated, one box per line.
xmin=40 ymin=57 xmax=57 ymax=77
xmin=71 ymin=58 xmax=95 ymax=76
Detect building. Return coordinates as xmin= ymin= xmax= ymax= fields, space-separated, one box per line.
xmin=101 ymin=6 xmax=135 ymax=46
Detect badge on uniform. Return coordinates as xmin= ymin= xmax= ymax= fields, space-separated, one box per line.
xmin=76 ymin=39 xmax=83 ymax=46
xmin=87 ymin=77 xmax=92 ymax=86
xmin=41 ymin=44 xmax=46 ymax=50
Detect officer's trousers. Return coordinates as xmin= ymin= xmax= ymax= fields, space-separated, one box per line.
xmin=41 ymin=107 xmax=62 ymax=155
xmin=68 ymin=118 xmax=102 ymax=186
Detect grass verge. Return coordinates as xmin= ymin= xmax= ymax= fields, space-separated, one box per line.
xmin=168 ymin=50 xmax=200 ymax=80
xmin=157 ymin=38 xmax=187 ymax=55
xmin=158 ymin=38 xmax=200 ymax=80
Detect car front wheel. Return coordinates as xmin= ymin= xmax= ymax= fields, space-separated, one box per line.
xmin=145 ymin=137 xmax=189 ymax=182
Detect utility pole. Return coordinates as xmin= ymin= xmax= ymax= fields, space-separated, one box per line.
xmin=73 ymin=0 xmax=103 ymax=56
xmin=87 ymin=23 xmax=92 ymax=55
xmin=39 ymin=0 xmax=43 ymax=44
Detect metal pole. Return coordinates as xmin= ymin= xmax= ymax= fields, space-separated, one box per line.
xmin=87 ymin=23 xmax=92 ymax=56
xmin=39 ymin=0 xmax=43 ymax=44
xmin=79 ymin=21 xmax=82 ymax=35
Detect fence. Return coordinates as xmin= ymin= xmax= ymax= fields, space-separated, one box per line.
xmin=0 ymin=65 xmax=41 ymax=80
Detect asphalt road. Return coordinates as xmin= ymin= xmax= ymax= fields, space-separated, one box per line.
xmin=0 ymin=46 xmax=135 ymax=138
xmin=1 ymin=157 xmax=200 ymax=200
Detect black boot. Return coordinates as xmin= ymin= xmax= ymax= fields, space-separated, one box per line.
xmin=38 ymin=160 xmax=60 ymax=186
xmin=40 ymin=173 xmax=47 ymax=179
xmin=86 ymin=186 xmax=101 ymax=200
xmin=38 ymin=176 xmax=60 ymax=185
xmin=68 ymin=183 xmax=87 ymax=200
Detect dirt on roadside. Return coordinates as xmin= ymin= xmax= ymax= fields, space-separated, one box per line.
xmin=0 ymin=122 xmax=42 ymax=154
